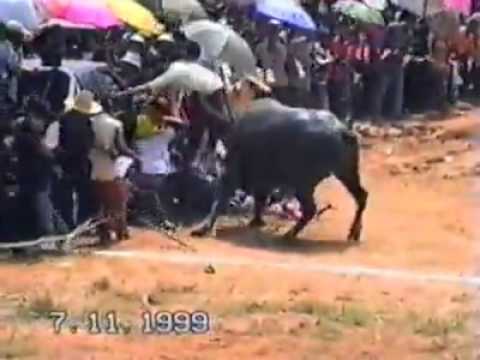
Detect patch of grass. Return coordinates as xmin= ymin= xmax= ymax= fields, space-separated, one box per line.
xmin=91 ymin=277 xmax=111 ymax=292
xmin=290 ymin=301 xmax=374 ymax=342
xmin=80 ymin=290 xmax=139 ymax=320
xmin=17 ymin=292 xmax=63 ymax=321
xmin=218 ymin=301 xmax=285 ymax=317
xmin=336 ymin=304 xmax=374 ymax=328
xmin=0 ymin=335 xmax=36 ymax=359
xmin=408 ymin=312 xmax=467 ymax=338
xmin=145 ymin=282 xmax=200 ymax=307
xmin=290 ymin=301 xmax=373 ymax=328
xmin=290 ymin=301 xmax=337 ymax=318
xmin=312 ymin=322 xmax=344 ymax=342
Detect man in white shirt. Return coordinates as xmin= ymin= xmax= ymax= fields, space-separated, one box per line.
xmin=255 ymin=20 xmax=289 ymax=104
xmin=90 ymin=106 xmax=140 ymax=244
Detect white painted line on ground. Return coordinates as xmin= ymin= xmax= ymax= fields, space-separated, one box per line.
xmin=94 ymin=250 xmax=480 ymax=288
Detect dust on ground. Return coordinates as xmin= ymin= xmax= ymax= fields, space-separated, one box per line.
xmin=0 ymin=113 xmax=479 ymax=360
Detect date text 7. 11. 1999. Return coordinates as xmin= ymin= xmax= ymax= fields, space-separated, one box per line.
xmin=49 ymin=311 xmax=211 ymax=335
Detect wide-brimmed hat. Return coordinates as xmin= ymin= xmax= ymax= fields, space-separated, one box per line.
xmin=119 ymin=50 xmax=143 ymax=70
xmin=65 ymin=90 xmax=103 ymax=115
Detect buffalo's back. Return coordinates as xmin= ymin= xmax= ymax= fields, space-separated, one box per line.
xmin=227 ymin=99 xmax=351 ymax=189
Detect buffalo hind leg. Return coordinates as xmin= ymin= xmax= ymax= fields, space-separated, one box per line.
xmin=283 ymin=189 xmax=316 ymax=239
xmin=249 ymin=193 xmax=268 ymax=228
xmin=191 ymin=179 xmax=231 ymax=237
xmin=336 ymin=131 xmax=368 ymax=242
xmin=336 ymin=172 xmax=368 ymax=242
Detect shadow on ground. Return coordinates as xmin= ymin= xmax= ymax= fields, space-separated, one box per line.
xmin=214 ymin=224 xmax=356 ymax=255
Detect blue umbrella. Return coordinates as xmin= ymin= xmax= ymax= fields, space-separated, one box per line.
xmin=255 ymin=0 xmax=317 ymax=32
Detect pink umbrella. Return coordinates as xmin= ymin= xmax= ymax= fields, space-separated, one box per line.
xmin=37 ymin=0 xmax=121 ymax=29
xmin=444 ymin=0 xmax=471 ymax=15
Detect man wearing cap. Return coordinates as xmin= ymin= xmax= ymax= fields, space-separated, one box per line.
xmin=255 ymin=20 xmax=289 ymax=104
xmin=114 ymin=34 xmax=146 ymax=145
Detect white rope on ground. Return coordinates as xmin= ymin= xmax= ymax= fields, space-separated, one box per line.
xmin=93 ymin=250 xmax=480 ymax=288
xmin=0 ymin=219 xmax=102 ymax=251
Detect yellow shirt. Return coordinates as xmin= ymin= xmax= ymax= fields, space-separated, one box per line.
xmin=135 ymin=115 xmax=160 ymax=140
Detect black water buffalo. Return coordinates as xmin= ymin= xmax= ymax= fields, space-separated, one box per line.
xmin=192 ymin=98 xmax=368 ymax=242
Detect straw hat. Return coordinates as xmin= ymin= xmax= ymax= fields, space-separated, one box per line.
xmin=66 ymin=90 xmax=103 ymax=115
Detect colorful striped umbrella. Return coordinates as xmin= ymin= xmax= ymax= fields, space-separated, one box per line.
xmin=107 ymin=0 xmax=163 ymax=35
xmin=38 ymin=0 xmax=163 ymax=35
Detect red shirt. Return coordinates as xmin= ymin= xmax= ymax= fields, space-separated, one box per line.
xmin=346 ymin=43 xmax=372 ymax=63
xmin=330 ymin=39 xmax=349 ymax=60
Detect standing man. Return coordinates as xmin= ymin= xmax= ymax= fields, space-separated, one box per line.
xmin=328 ymin=34 xmax=354 ymax=125
xmin=55 ymin=91 xmax=96 ymax=230
xmin=287 ymin=31 xmax=313 ymax=107
xmin=373 ymin=11 xmax=409 ymax=120
xmin=89 ymin=101 xmax=140 ymax=244
xmin=256 ymin=20 xmax=289 ymax=103
xmin=14 ymin=113 xmax=56 ymax=239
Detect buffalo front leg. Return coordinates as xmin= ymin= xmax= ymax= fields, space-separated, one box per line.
xmin=249 ymin=193 xmax=268 ymax=228
xmin=283 ymin=190 xmax=316 ymax=239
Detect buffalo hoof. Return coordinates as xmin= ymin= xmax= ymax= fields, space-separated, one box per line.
xmin=191 ymin=226 xmax=211 ymax=238
xmin=282 ymin=230 xmax=298 ymax=241
xmin=249 ymin=218 xmax=266 ymax=228
xmin=347 ymin=225 xmax=362 ymax=243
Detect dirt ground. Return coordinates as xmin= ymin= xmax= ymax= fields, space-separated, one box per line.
xmin=0 ymin=113 xmax=479 ymax=359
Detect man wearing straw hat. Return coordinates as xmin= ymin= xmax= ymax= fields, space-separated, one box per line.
xmin=85 ymin=91 xmax=140 ymax=244
xmin=55 ymin=91 xmax=96 ymax=230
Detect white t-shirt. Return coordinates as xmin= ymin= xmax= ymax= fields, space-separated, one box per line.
xmin=256 ymin=39 xmax=289 ymax=87
xmin=90 ymin=113 xmax=122 ymax=181
xmin=135 ymin=129 xmax=176 ymax=175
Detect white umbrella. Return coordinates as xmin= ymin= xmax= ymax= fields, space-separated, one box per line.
xmin=162 ymin=0 xmax=208 ymax=22
xmin=390 ymin=0 xmax=444 ymax=17
xmin=146 ymin=61 xmax=223 ymax=94
xmin=0 ymin=0 xmax=44 ymax=31
xmin=183 ymin=19 xmax=257 ymax=79
xmin=363 ymin=0 xmax=387 ymax=11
